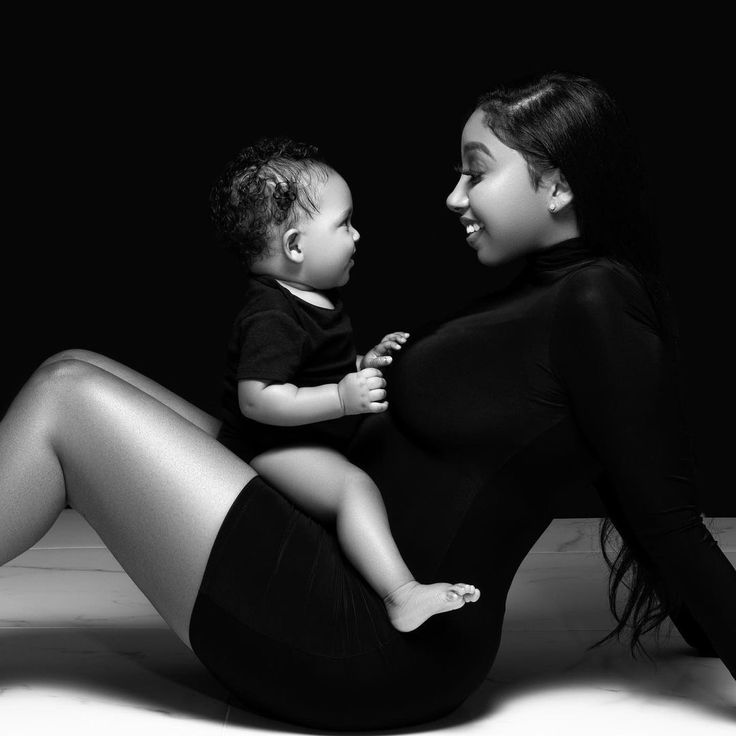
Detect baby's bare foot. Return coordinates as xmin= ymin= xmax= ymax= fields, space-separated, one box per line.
xmin=384 ymin=581 xmax=481 ymax=632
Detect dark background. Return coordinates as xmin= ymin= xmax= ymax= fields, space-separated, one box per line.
xmin=4 ymin=35 xmax=731 ymax=515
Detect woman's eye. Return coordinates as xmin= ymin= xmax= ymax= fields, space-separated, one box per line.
xmin=453 ymin=164 xmax=483 ymax=183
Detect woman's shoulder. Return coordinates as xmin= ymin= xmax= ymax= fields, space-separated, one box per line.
xmin=553 ymin=258 xmax=659 ymax=329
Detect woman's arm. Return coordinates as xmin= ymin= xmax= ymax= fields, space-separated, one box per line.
xmin=594 ymin=473 xmax=717 ymax=656
xmin=550 ymin=264 xmax=736 ymax=677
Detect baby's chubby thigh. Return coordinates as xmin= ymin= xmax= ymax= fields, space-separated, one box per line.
xmin=249 ymin=444 xmax=376 ymax=524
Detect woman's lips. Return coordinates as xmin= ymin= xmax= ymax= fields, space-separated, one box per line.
xmin=466 ymin=225 xmax=485 ymax=246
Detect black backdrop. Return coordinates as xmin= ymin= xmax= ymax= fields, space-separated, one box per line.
xmin=4 ymin=38 xmax=731 ymax=515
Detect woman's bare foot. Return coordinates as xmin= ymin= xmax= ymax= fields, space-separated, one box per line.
xmin=384 ymin=581 xmax=481 ymax=632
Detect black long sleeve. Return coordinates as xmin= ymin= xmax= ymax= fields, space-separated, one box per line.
xmin=595 ymin=473 xmax=718 ymax=656
xmin=193 ymin=239 xmax=735 ymax=728
xmin=550 ymin=264 xmax=736 ymax=678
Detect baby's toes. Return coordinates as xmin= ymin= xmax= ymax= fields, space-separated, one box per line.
xmin=445 ymin=584 xmax=468 ymax=601
xmin=453 ymin=583 xmax=480 ymax=603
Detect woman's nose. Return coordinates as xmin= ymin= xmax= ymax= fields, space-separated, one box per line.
xmin=352 ymin=227 xmax=360 ymax=242
xmin=446 ymin=180 xmax=468 ymax=213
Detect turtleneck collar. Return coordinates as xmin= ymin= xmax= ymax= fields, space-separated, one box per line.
xmin=523 ymin=236 xmax=597 ymax=282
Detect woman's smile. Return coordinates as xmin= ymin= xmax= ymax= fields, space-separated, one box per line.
xmin=462 ymin=219 xmax=486 ymax=246
xmin=446 ymin=108 xmax=566 ymax=266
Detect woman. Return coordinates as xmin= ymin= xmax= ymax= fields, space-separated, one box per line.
xmin=0 ymin=71 xmax=733 ymax=730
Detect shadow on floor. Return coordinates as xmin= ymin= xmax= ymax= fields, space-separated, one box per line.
xmin=0 ymin=628 xmax=228 ymax=725
xmin=1 ymin=628 xmax=733 ymax=733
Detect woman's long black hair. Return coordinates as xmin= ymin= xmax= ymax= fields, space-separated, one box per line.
xmin=476 ymin=71 xmax=702 ymax=662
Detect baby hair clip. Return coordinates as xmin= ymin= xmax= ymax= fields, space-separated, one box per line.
xmin=273 ymin=181 xmax=297 ymax=211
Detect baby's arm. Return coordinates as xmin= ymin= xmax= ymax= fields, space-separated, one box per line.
xmin=238 ymin=368 xmax=387 ymax=427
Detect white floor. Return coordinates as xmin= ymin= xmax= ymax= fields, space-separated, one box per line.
xmin=1 ymin=514 xmax=734 ymax=735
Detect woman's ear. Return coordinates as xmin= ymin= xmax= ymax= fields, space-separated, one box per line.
xmin=282 ymin=229 xmax=304 ymax=264
xmin=547 ymin=170 xmax=574 ymax=213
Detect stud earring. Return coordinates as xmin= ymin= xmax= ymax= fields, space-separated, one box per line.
xmin=548 ymin=203 xmax=557 ymax=212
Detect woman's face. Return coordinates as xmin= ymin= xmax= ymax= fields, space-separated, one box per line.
xmin=446 ymin=108 xmax=555 ymax=267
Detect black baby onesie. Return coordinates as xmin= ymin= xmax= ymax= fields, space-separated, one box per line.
xmin=216 ymin=274 xmax=363 ymax=462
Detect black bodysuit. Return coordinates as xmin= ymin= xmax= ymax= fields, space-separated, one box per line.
xmin=189 ymin=237 xmax=736 ymax=730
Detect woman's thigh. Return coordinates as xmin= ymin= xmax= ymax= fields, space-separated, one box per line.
xmin=40 ymin=348 xmax=222 ymax=437
xmin=45 ymin=359 xmax=256 ymax=650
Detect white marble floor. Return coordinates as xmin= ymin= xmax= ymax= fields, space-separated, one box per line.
xmin=1 ymin=513 xmax=734 ymax=735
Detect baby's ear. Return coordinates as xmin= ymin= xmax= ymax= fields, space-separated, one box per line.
xmin=282 ymin=229 xmax=304 ymax=263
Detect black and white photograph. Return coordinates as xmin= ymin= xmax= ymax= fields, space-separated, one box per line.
xmin=1 ymin=24 xmax=734 ymax=735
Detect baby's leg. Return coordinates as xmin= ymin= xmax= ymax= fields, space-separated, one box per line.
xmin=250 ymin=445 xmax=480 ymax=632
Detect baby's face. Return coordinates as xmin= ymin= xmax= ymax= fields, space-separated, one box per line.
xmin=295 ymin=172 xmax=360 ymax=289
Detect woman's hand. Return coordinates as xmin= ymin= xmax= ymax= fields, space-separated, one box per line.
xmin=338 ymin=368 xmax=388 ymax=415
xmin=360 ymin=332 xmax=410 ymax=369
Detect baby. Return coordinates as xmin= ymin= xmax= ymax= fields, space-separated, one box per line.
xmin=210 ymin=137 xmax=480 ymax=632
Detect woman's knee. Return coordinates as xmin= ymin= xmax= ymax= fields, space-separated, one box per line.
xmin=30 ymin=357 xmax=100 ymax=398
xmin=15 ymin=360 xmax=101 ymax=441
xmin=39 ymin=348 xmax=102 ymax=370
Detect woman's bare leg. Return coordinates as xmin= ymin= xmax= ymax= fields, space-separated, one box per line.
xmin=250 ymin=445 xmax=480 ymax=632
xmin=39 ymin=349 xmax=222 ymax=437
xmin=0 ymin=357 xmax=256 ymax=650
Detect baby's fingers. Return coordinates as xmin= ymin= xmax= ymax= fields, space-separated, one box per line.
xmin=383 ymin=332 xmax=410 ymax=342
xmin=359 ymin=367 xmax=384 ymax=378
xmin=380 ymin=332 xmax=410 ymax=350
xmin=367 ymin=401 xmax=388 ymax=413
xmin=364 ymin=354 xmax=393 ymax=367
xmin=370 ymin=341 xmax=395 ymax=356
xmin=378 ymin=339 xmax=404 ymax=353
xmin=369 ymin=387 xmax=387 ymax=401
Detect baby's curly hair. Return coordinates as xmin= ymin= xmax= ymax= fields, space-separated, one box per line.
xmin=209 ymin=137 xmax=332 ymax=270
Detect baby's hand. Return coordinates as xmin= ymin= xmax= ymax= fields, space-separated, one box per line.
xmin=361 ymin=332 xmax=410 ymax=369
xmin=338 ymin=368 xmax=388 ymax=415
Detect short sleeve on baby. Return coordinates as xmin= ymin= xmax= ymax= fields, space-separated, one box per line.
xmin=235 ymin=309 xmax=309 ymax=383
